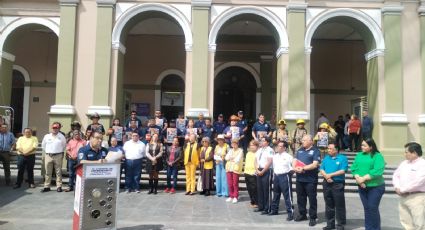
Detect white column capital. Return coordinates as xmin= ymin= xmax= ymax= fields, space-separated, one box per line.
xmin=49 ymin=105 xmax=76 ymax=115
xmin=382 ymin=5 xmax=404 ymax=15
xmin=287 ymin=3 xmax=308 ymax=13
xmin=276 ymin=47 xmax=289 ymax=58
xmin=87 ymin=106 xmax=114 ymax=117
xmin=418 ymin=114 xmax=425 ymax=124
xmin=365 ymin=49 xmax=385 ymax=61
xmin=96 ymin=0 xmax=116 ymax=7
xmin=0 ymin=51 xmax=15 ymax=62
xmin=192 ymin=0 xmax=212 ymax=8
xmin=381 ymin=113 xmax=408 ymax=124
xmin=186 ymin=108 xmax=210 ymax=118
xmin=208 ymin=44 xmax=216 ymax=53
xmin=112 ymin=41 xmax=126 ymax=54
xmin=419 ymin=5 xmax=425 ymax=16
xmin=58 ymin=0 xmax=79 ymax=6
xmin=284 ymin=111 xmax=309 ymax=120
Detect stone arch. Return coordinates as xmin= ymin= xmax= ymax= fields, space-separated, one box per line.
xmin=112 ymin=3 xmax=193 ymax=50
xmin=214 ymin=62 xmax=261 ymax=88
xmin=0 ymin=17 xmax=59 ymax=52
xmin=208 ymin=6 xmax=289 ymax=57
xmin=305 ymin=8 xmax=385 ymax=51
xmin=155 ymin=69 xmax=185 ymax=85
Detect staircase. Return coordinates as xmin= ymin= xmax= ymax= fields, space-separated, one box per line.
xmin=2 ymin=146 xmax=397 ymax=194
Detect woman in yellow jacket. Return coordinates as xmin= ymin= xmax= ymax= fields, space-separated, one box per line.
xmin=199 ymin=137 xmax=214 ymax=196
xmin=225 ymin=138 xmax=244 ymax=203
xmin=184 ymin=133 xmax=199 ymax=195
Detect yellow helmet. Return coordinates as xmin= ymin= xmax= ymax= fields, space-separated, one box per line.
xmin=319 ymin=123 xmax=329 ymax=129
xmin=296 ymin=119 xmax=305 ymax=125
xmin=278 ymin=119 xmax=286 ymax=125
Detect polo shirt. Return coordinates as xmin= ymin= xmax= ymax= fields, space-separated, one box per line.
xmin=16 ymin=136 xmax=38 ymax=155
xmin=320 ymin=154 xmax=348 ymax=182
xmin=77 ymin=144 xmax=107 ymax=163
xmin=194 ymin=120 xmax=206 ymax=129
xmin=273 ymin=151 xmax=293 ymax=174
xmin=201 ymin=125 xmax=215 ymax=139
xmin=237 ymin=119 xmax=248 ymax=130
xmin=213 ymin=121 xmax=227 ymax=134
xmin=42 ymin=133 xmax=66 ymax=154
xmin=295 ymin=146 xmax=321 ymax=183
xmin=252 ymin=121 xmax=271 ymax=139
xmin=256 ymin=146 xmax=274 ymax=169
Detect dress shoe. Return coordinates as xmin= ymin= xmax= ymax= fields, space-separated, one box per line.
xmin=309 ymin=219 xmax=317 ymax=227
xmin=294 ymin=215 xmax=307 ymax=222
xmin=65 ymin=187 xmax=74 ymax=192
xmin=336 ymin=225 xmax=344 ymax=230
xmin=286 ymin=212 xmax=294 ymax=221
xmin=40 ymin=187 xmax=51 ymax=193
xmin=204 ymin=191 xmax=210 ymax=196
xmin=261 ymin=211 xmax=269 ymax=215
xmin=148 ymin=190 xmax=153 ymax=194
xmin=57 ymin=187 xmax=63 ymax=192
xmin=268 ymin=211 xmax=278 ymax=216
xmin=29 ymin=184 xmax=36 ymax=188
xmin=189 ymin=192 xmax=196 ymax=195
xmin=185 ymin=191 xmax=191 ymax=195
xmin=323 ymin=226 xmax=336 ymax=230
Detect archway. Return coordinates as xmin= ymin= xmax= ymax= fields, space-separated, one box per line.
xmin=111 ymin=4 xmax=189 ymax=120
xmin=210 ymin=6 xmax=287 ymax=121
xmin=0 ymin=18 xmax=59 ymax=137
xmin=306 ymin=8 xmax=384 ymax=144
xmin=214 ymin=67 xmax=257 ymax=119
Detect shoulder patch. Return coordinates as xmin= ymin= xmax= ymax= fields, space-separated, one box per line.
xmin=78 ymin=152 xmax=84 ymax=159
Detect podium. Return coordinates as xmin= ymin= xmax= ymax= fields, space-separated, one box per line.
xmin=73 ymin=163 xmax=120 ymax=230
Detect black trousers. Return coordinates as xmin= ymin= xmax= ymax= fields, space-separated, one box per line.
xmin=271 ymin=173 xmax=293 ymax=214
xmin=245 ymin=174 xmax=258 ymax=205
xmin=296 ymin=181 xmax=318 ymax=219
xmin=256 ymin=169 xmax=273 ymax=212
xmin=349 ymin=133 xmax=360 ymax=151
xmin=16 ymin=154 xmax=36 ymax=185
xmin=323 ymin=180 xmax=346 ymax=227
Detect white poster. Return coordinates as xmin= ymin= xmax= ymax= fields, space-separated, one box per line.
xmin=85 ymin=165 xmax=119 ymax=179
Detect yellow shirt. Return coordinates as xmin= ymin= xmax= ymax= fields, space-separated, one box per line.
xmin=184 ymin=142 xmax=199 ymax=166
xmin=244 ymin=151 xmax=257 ymax=175
xmin=225 ymin=148 xmax=244 ymax=174
xmin=16 ymin=136 xmax=38 ymax=155
xmin=200 ymin=146 xmax=214 ymax=170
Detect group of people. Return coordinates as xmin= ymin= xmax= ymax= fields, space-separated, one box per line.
xmin=0 ymin=110 xmax=424 ymax=230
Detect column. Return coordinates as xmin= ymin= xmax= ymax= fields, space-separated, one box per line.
xmin=186 ymin=0 xmax=211 ymax=118
xmin=0 ymin=52 xmax=14 ymax=106
xmin=89 ymin=0 xmax=116 ymax=127
xmin=260 ymin=55 xmax=273 ymax=120
xmin=284 ymin=3 xmax=309 ymax=130
xmin=380 ymin=4 xmax=408 ymax=164
xmin=111 ymin=42 xmax=126 ymax=120
xmin=48 ymin=0 xmax=79 ymax=132
xmin=418 ymin=2 xmax=425 ymax=143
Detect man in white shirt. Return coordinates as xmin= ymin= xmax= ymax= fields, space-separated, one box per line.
xmin=254 ymin=137 xmax=274 ymax=214
xmin=123 ymin=131 xmax=146 ymax=193
xmin=41 ymin=122 xmax=67 ymax=192
xmin=270 ymin=141 xmax=294 ymax=220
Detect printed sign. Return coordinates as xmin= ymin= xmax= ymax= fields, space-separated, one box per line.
xmin=166 ymin=128 xmax=177 ymax=143
xmin=112 ymin=126 xmax=123 ymax=141
xmin=230 ymin=126 xmax=240 ymax=140
xmin=317 ymin=132 xmax=329 ymax=148
xmin=85 ymin=165 xmax=119 ymax=179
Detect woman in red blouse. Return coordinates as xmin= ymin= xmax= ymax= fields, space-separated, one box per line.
xmin=348 ymin=114 xmax=362 ymax=152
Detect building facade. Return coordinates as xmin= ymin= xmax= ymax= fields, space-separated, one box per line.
xmin=1 ymin=0 xmax=425 ymax=164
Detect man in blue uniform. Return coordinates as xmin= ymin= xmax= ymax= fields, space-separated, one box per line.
xmin=292 ymin=135 xmax=320 ymax=227
xmin=320 ymin=144 xmax=348 ymax=230
xmin=252 ymin=113 xmax=271 ymax=141
xmin=78 ymin=131 xmax=108 ymax=164
xmin=213 ymin=114 xmax=227 ymax=135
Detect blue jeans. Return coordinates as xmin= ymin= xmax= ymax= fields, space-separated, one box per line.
xmin=166 ymin=165 xmax=178 ymax=189
xmin=215 ymin=163 xmax=228 ymax=196
xmin=67 ymin=159 xmax=78 ymax=188
xmin=358 ymin=184 xmax=385 ymax=230
xmin=125 ymin=158 xmax=142 ymax=190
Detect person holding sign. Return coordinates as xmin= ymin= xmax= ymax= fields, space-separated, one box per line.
xmin=313 ymin=123 xmax=337 ymax=159
xmin=108 ymin=118 xmax=126 ymax=146
xmin=272 ymin=119 xmax=290 ymax=146
xmin=184 ymin=119 xmax=199 ymax=142
xmin=252 ymin=113 xmax=272 ymax=141
xmin=147 ymin=118 xmax=162 ymax=141
xmin=292 ymin=135 xmax=320 ymax=227
xmin=223 ymin=115 xmax=244 ymax=145
xmin=164 ymin=120 xmax=181 ymax=145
